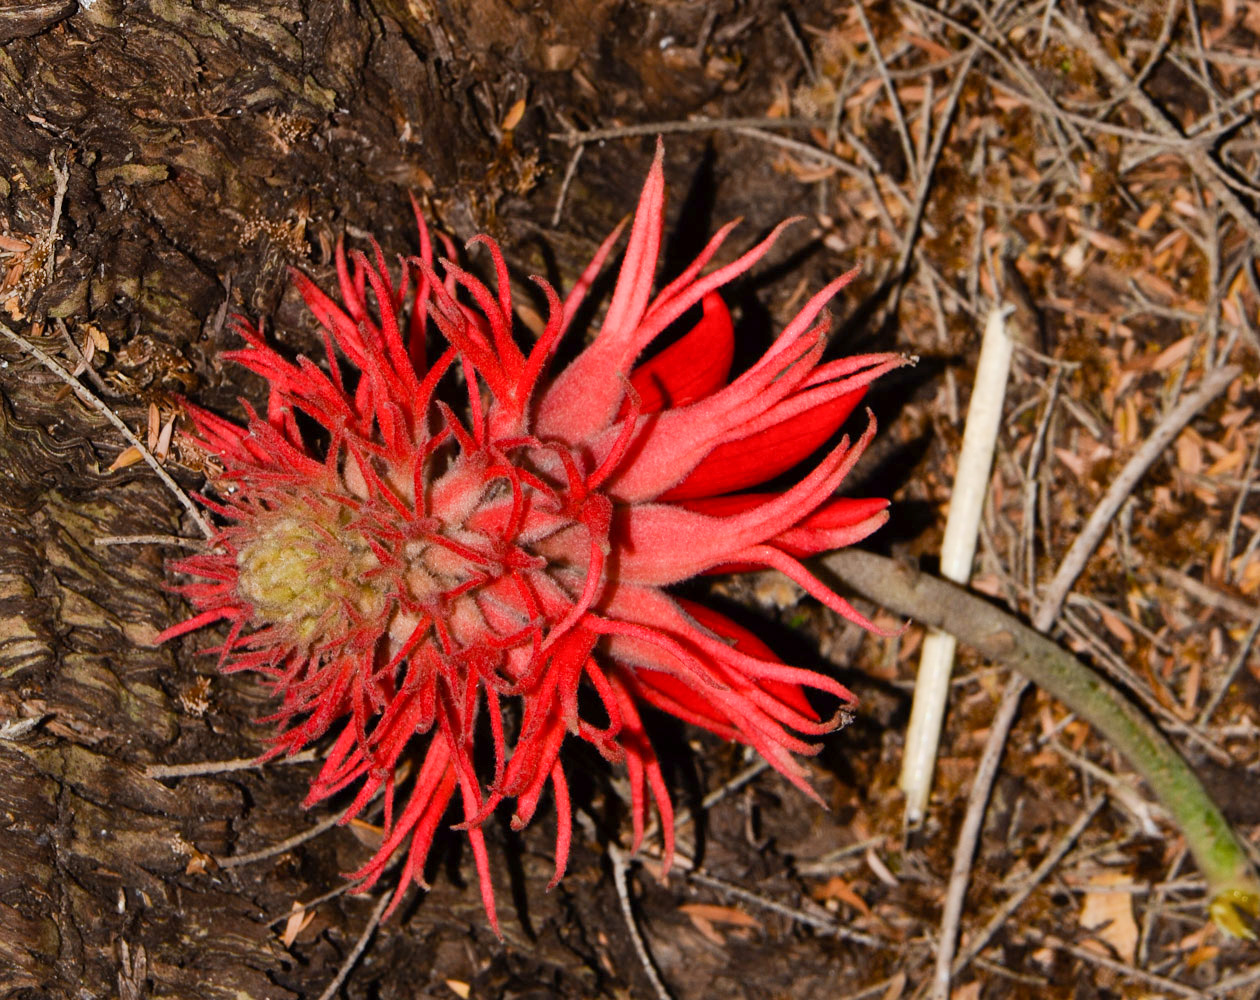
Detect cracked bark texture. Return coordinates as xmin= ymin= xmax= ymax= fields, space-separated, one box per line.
xmin=0 ymin=3 xmax=596 ymax=997
xmin=0 ymin=2 xmax=831 ymax=998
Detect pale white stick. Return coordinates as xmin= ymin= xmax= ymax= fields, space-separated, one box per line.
xmin=900 ymin=304 xmax=1013 ymax=826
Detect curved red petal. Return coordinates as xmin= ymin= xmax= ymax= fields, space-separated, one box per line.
xmin=662 ymin=386 xmax=866 ymax=500
xmin=678 ymin=598 xmax=820 ymax=721
xmin=626 ymin=292 xmax=734 ymax=415
xmin=679 ymin=494 xmax=887 ymax=538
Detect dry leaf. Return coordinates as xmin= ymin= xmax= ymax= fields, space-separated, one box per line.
xmin=683 ymin=910 xmax=725 ymax=945
xmin=147 ymin=403 xmax=160 ymax=450
xmin=1098 ymin=607 xmax=1134 ymax=645
xmin=1175 ymin=431 xmax=1203 ymax=475
xmin=810 ymin=876 xmax=872 ymax=916
xmin=678 ymin=903 xmax=761 ymax=929
xmin=348 ymin=816 xmax=384 ymax=848
xmin=1084 ymin=229 xmax=1126 ymax=254
xmin=72 ymin=334 xmax=94 ymax=376
xmin=280 ymin=901 xmax=316 ymax=947
xmin=865 ymin=847 xmax=898 ymax=887
xmin=183 ymin=844 xmax=215 ymax=876
xmin=1054 ymin=447 xmax=1088 ymax=479
xmin=108 ymin=446 xmax=144 ymax=472
xmin=880 ymin=970 xmax=907 ymax=1000
xmin=1185 ymin=943 xmax=1221 ymax=968
xmin=1079 ymin=870 xmax=1138 ymax=963
xmin=500 ymin=98 xmax=526 ymax=133
xmin=446 ymin=980 xmax=471 ymax=999
xmin=155 ymin=412 xmax=176 ymax=462
xmin=1136 ymin=203 xmax=1162 ymax=231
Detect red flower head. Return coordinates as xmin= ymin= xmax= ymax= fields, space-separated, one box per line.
xmin=159 ymin=141 xmax=906 ymax=932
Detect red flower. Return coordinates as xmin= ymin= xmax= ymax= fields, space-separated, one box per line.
xmin=159 ymin=141 xmax=906 ymax=932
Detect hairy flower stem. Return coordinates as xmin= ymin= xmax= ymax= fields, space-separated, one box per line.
xmin=821 ymin=548 xmax=1260 ymax=938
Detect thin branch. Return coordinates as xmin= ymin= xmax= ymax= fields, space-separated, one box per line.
xmin=684 ymin=868 xmax=892 ymax=949
xmin=551 ymin=117 xmax=828 ymax=146
xmin=729 ymin=126 xmax=872 ymax=184
xmin=609 ymin=845 xmax=673 ymax=1000
xmin=0 ymin=319 xmax=214 ymax=539
xmin=550 ymin=143 xmax=585 ymax=228
xmin=952 ymin=796 xmax=1105 ymax=977
xmin=218 ymin=810 xmax=346 ymax=870
xmin=145 ymin=749 xmax=317 ymax=779
xmin=852 ymin=0 xmax=916 ymax=177
xmin=893 ymin=47 xmax=979 ymax=281
xmin=819 ymin=548 xmax=1260 ymax=936
xmin=1034 ymin=364 xmax=1241 ymax=630
xmin=931 ymin=673 xmax=1029 ymax=1000
xmin=314 ymin=892 xmax=390 ymax=1000
xmin=44 ymin=151 xmax=69 ymax=283
xmin=95 ymin=534 xmax=205 ymax=549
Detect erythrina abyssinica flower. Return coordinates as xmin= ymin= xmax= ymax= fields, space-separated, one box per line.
xmin=158 ymin=140 xmax=908 ymax=933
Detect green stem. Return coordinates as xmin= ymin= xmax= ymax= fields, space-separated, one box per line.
xmin=820 ymin=548 xmax=1260 ymax=938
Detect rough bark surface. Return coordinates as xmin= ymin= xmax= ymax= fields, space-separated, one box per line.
xmin=1 ymin=3 xmax=844 ymax=998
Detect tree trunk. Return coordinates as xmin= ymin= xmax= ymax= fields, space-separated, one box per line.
xmin=0 ymin=2 xmax=849 ymax=997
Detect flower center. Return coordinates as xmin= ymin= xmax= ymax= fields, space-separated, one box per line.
xmin=236 ymin=514 xmax=385 ymax=642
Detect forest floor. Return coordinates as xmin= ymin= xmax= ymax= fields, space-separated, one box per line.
xmin=1 ymin=1 xmax=1259 ymax=999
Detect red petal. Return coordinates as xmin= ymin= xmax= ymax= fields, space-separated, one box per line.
xmin=679 ymin=599 xmax=820 ymax=721
xmin=679 ymin=494 xmax=888 ymax=550
xmin=626 ymin=292 xmax=734 ymax=415
xmin=772 ymin=496 xmax=889 ymax=556
xmin=669 ymin=494 xmax=888 ymax=572
xmin=662 ymin=387 xmax=867 ymax=500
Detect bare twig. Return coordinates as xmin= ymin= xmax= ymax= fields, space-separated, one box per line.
xmin=930 ymin=673 xmax=1029 ymax=1000
xmin=892 ymin=47 xmax=979 ymax=281
xmin=730 ymin=126 xmax=872 ymax=184
xmin=684 ymin=868 xmax=892 ymax=949
xmin=266 ymin=881 xmax=364 ymax=928
xmin=852 ymin=0 xmax=916 ymax=176
xmin=952 ymin=796 xmax=1106 ymax=977
xmin=44 ymin=151 xmax=69 ymax=283
xmin=1035 ymin=365 xmax=1241 ymax=630
xmin=550 ymin=143 xmax=585 ymax=228
xmin=314 ymin=892 xmax=390 ymax=1000
xmin=608 ymin=845 xmax=673 ymax=1000
xmin=551 ymin=117 xmax=827 ymax=146
xmin=56 ymin=317 xmax=110 ymax=398
xmin=780 ymin=9 xmax=817 ymax=84
xmin=145 ymin=749 xmax=317 ymax=779
xmin=218 ymin=810 xmax=346 ymax=870
xmin=1153 ymin=566 xmax=1257 ymax=621
xmin=95 ymin=534 xmax=205 ymax=549
xmin=0 ymin=319 xmax=215 ymax=540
